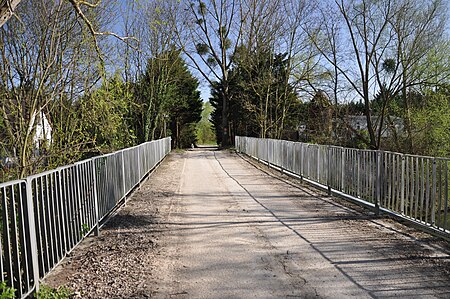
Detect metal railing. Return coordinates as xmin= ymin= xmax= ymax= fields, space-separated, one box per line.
xmin=0 ymin=137 xmax=171 ymax=298
xmin=236 ymin=136 xmax=449 ymax=237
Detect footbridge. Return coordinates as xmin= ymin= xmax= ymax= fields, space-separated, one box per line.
xmin=1 ymin=136 xmax=449 ymax=298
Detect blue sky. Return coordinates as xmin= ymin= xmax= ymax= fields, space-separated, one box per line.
xmin=111 ymin=1 xmax=212 ymax=101
xmin=111 ymin=0 xmax=450 ymax=102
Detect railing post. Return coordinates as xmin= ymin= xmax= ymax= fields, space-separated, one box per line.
xmin=121 ymin=151 xmax=126 ymax=204
xmin=137 ymin=148 xmax=141 ymax=188
xmin=317 ymin=145 xmax=320 ymax=181
xmin=357 ymin=150 xmax=361 ymax=198
xmin=327 ymin=145 xmax=331 ymax=196
xmin=307 ymin=145 xmax=311 ymax=179
xmin=57 ymin=169 xmax=68 ymax=254
xmin=431 ymin=158 xmax=437 ymax=226
xmin=258 ymin=140 xmax=262 ymax=162
xmin=75 ymin=165 xmax=83 ymax=237
xmin=341 ymin=148 xmax=345 ymax=192
xmin=375 ymin=151 xmax=382 ymax=215
xmin=25 ymin=178 xmax=40 ymax=293
xmin=292 ymin=142 xmax=297 ymax=174
xmin=91 ymin=159 xmax=99 ymax=236
xmin=401 ymin=155 xmax=405 ymax=214
xmin=300 ymin=143 xmax=304 ymax=181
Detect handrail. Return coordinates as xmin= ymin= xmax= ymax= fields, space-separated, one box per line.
xmin=0 ymin=137 xmax=171 ymax=298
xmin=236 ymin=136 xmax=449 ymax=238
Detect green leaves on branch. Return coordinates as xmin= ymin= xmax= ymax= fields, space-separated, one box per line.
xmin=198 ymin=1 xmax=206 ymax=15
xmin=196 ymin=43 xmax=209 ymax=55
xmin=0 ymin=281 xmax=15 ymax=299
xmin=137 ymin=50 xmax=202 ymax=148
xmin=78 ymin=76 xmax=136 ymax=154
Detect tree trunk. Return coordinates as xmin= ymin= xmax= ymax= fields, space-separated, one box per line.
xmin=176 ymin=119 xmax=179 ymax=149
xmin=402 ymin=80 xmax=413 ymax=153
xmin=363 ymin=85 xmax=378 ymax=150
xmin=222 ymin=80 xmax=229 ymax=147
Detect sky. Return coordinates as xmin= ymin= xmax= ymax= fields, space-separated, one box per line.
xmin=111 ymin=1 xmax=212 ymax=101
xmin=111 ymin=0 xmax=450 ymax=103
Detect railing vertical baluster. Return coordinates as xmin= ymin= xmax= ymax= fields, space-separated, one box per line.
xmin=444 ymin=162 xmax=448 ymax=231
xmin=25 ymin=178 xmax=40 ymax=293
xmin=357 ymin=150 xmax=361 ymax=198
xmin=92 ymin=159 xmax=100 ymax=236
xmin=9 ymin=185 xmax=21 ymax=294
xmin=122 ymin=151 xmax=126 ymax=205
xmin=300 ymin=144 xmax=304 ymax=181
xmin=431 ymin=158 xmax=436 ymax=226
xmin=317 ymin=146 xmax=320 ymax=182
xmin=375 ymin=151 xmax=382 ymax=215
xmin=137 ymin=146 xmax=141 ymax=184
xmin=341 ymin=148 xmax=345 ymax=192
xmin=401 ymin=155 xmax=405 ymax=214
xmin=327 ymin=146 xmax=331 ymax=196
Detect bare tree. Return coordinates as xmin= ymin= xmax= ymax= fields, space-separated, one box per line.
xmin=308 ymin=0 xmax=399 ymax=149
xmin=309 ymin=0 xmax=448 ymax=150
xmin=0 ymin=0 xmax=115 ymax=178
xmin=236 ymin=0 xmax=284 ymax=138
xmin=386 ymin=0 xmax=448 ymax=152
xmin=174 ymin=0 xmax=247 ymax=146
xmin=277 ymin=0 xmax=317 ymax=138
xmin=123 ymin=1 xmax=189 ymax=142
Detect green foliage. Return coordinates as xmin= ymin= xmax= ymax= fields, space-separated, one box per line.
xmin=80 ymin=223 xmax=90 ymax=238
xmin=0 ymin=112 xmax=4 ymax=131
xmin=198 ymin=2 xmax=206 ymax=15
xmin=136 ymin=50 xmax=202 ymax=148
xmin=0 ymin=281 xmax=16 ymax=299
xmin=222 ymin=38 xmax=231 ymax=50
xmin=179 ymin=123 xmax=198 ymax=148
xmin=196 ymin=101 xmax=216 ymax=145
xmin=206 ymin=56 xmax=217 ymax=67
xmin=35 ymin=285 xmax=71 ymax=299
xmin=210 ymin=47 xmax=300 ymax=144
xmin=302 ymin=91 xmax=333 ymax=144
xmin=382 ymin=58 xmax=396 ymax=74
xmin=410 ymin=88 xmax=450 ymax=157
xmin=195 ymin=43 xmax=209 ymax=55
xmin=79 ymin=75 xmax=136 ymax=155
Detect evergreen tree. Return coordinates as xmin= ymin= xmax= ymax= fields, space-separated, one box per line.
xmin=210 ymin=48 xmax=300 ymax=143
xmin=136 ymin=50 xmax=202 ymax=148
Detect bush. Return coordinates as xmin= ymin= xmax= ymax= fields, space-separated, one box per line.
xmin=35 ymin=285 xmax=72 ymax=299
xmin=0 ymin=281 xmax=15 ymax=299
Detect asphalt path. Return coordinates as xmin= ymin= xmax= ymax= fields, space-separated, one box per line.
xmin=154 ymin=149 xmax=450 ymax=298
xmin=44 ymin=149 xmax=450 ymax=298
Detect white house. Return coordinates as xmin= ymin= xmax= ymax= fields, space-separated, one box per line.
xmin=32 ymin=109 xmax=52 ymax=150
xmin=345 ymin=115 xmax=403 ymax=138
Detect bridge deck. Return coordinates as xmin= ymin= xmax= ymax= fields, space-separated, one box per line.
xmin=44 ymin=149 xmax=450 ymax=298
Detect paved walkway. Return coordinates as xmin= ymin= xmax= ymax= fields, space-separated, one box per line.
xmin=45 ymin=149 xmax=450 ymax=298
xmin=155 ymin=149 xmax=450 ymax=298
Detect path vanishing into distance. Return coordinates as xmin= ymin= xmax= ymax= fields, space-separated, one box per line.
xmin=45 ymin=149 xmax=450 ymax=298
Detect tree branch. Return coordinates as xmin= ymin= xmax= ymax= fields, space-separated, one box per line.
xmin=0 ymin=0 xmax=21 ymax=27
